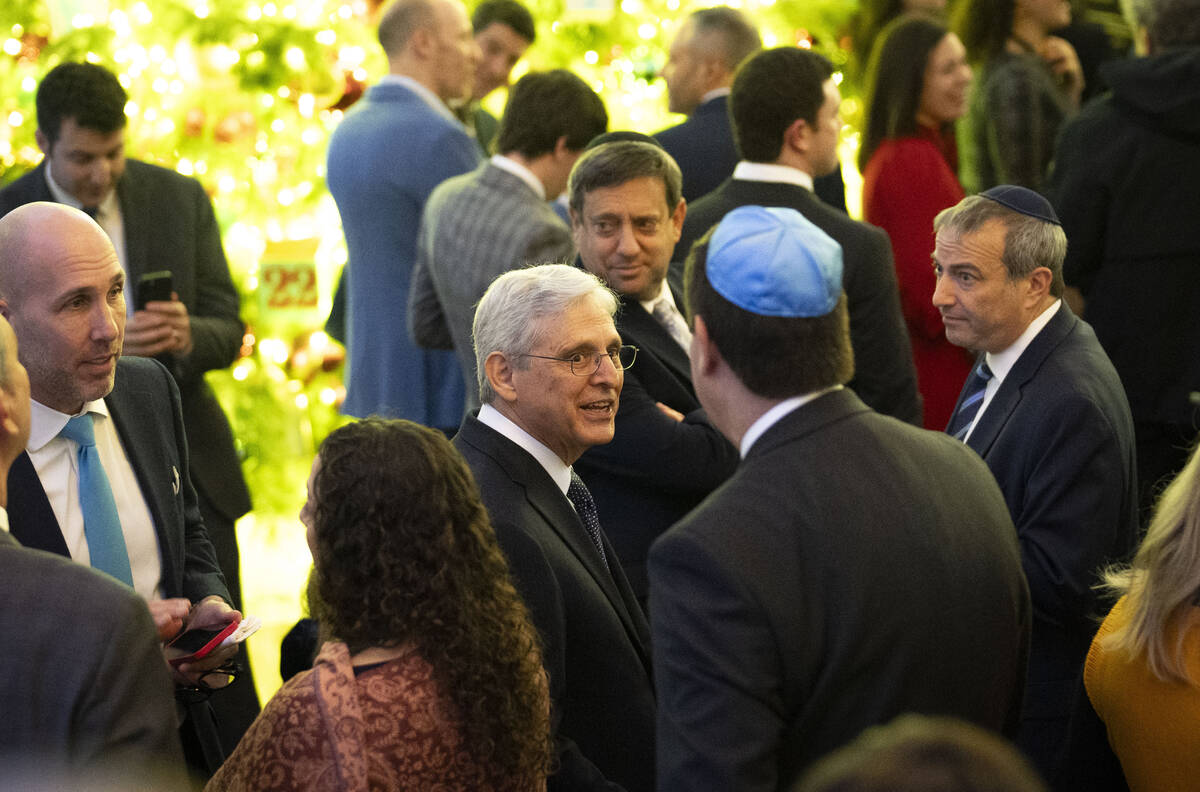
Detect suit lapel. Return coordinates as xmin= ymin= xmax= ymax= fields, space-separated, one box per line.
xmin=618 ymin=295 xmax=692 ymax=389
xmin=966 ymin=304 xmax=1079 ymax=459
xmin=105 ymin=362 xmax=178 ymax=586
xmin=6 ymin=452 xmax=70 ymax=556
xmin=461 ymin=417 xmax=650 ymax=662
xmin=115 ymin=167 xmax=148 ymax=284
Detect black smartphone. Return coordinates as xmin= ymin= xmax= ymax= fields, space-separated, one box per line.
xmin=166 ymin=621 xmax=240 ymax=666
xmin=136 ymin=270 xmax=174 ymax=309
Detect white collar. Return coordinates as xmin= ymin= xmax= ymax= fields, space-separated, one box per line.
xmin=490 ymin=155 xmax=545 ymax=199
xmin=740 ymin=386 xmax=842 ymax=457
xmin=0 ymin=506 xmax=8 ymax=533
xmin=28 ymin=398 xmax=112 ymax=454
xmin=44 ymin=163 xmax=119 ymax=216
xmin=984 ymin=300 xmax=1062 ymax=386
xmin=638 ymin=279 xmax=677 ymax=315
xmin=477 ymin=404 xmax=572 ymax=494
xmin=378 ymin=74 xmax=458 ymax=124
xmin=699 ymin=87 xmax=730 ymax=105
xmin=732 ymin=161 xmax=814 ymax=192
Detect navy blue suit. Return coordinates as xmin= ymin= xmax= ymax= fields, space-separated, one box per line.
xmin=654 ymin=95 xmax=847 ymax=211
xmin=327 ymin=81 xmax=481 ymax=427
xmin=952 ymin=302 xmax=1137 ymax=774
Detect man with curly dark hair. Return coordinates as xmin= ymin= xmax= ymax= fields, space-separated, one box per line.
xmin=210 ymin=418 xmax=552 ymax=790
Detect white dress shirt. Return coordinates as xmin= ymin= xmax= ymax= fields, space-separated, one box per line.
xmin=740 ymin=386 xmax=843 ymax=457
xmin=27 ymin=399 xmax=162 ymax=599
xmin=963 ymin=299 xmax=1062 ymax=443
xmin=732 ymin=161 xmax=815 ymax=192
xmin=478 ymin=404 xmax=573 ymax=496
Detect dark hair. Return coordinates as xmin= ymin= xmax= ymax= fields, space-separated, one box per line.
xmin=683 ymin=227 xmax=854 ymax=398
xmin=730 ymin=47 xmax=834 ymax=163
xmin=471 ymin=0 xmax=536 ymax=42
xmin=689 ymin=6 xmax=762 ymax=72
xmin=568 ymin=140 xmax=682 ymax=216
xmin=859 ymin=15 xmax=951 ymax=172
xmin=794 ymin=714 xmax=1047 ymax=792
xmin=496 ymin=70 xmax=608 ymax=157
xmin=308 ymin=418 xmax=552 ymax=786
xmin=954 ymin=0 xmax=1014 ymax=64
xmin=36 ymin=62 xmax=127 ymax=145
xmin=1130 ymin=0 xmax=1200 ymax=49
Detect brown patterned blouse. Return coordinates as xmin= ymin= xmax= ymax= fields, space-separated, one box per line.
xmin=206 ymin=641 xmax=545 ymax=791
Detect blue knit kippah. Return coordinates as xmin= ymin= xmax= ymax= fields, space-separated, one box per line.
xmin=706 ymin=206 xmax=843 ymax=318
xmin=980 ymin=185 xmax=1061 ymax=225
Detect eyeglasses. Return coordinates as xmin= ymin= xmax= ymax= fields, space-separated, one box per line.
xmin=521 ymin=345 xmax=638 ymax=376
xmin=175 ymin=660 xmax=242 ymax=704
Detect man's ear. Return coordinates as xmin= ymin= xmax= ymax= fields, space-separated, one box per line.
xmin=782 ymin=117 xmax=809 ymax=156
xmin=484 ymin=350 xmax=518 ymax=404
xmin=691 ymin=314 xmax=721 ymax=377
xmin=669 ymin=198 xmax=686 ymax=241
xmin=34 ymin=129 xmax=50 ymax=156
xmin=0 ymin=299 xmax=9 ymax=320
xmin=1026 ymin=267 xmax=1054 ymax=303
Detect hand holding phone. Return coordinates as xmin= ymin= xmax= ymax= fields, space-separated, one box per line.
xmin=166 ymin=620 xmax=240 ymax=667
xmin=136 ymin=270 xmax=174 ymax=310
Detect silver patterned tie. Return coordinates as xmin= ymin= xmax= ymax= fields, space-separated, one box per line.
xmin=652 ymin=297 xmax=693 ymax=353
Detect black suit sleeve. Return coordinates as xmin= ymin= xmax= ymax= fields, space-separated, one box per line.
xmin=493 ymin=522 xmax=627 ymax=792
xmin=649 ymin=526 xmax=785 ymax=792
xmin=171 ymin=177 xmax=244 ymax=384
xmin=844 ymin=225 xmax=923 ymax=425
xmin=582 ymin=368 xmax=738 ymax=495
xmin=155 ymin=361 xmax=230 ymax=605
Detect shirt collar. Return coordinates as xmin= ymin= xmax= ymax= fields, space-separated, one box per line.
xmin=28 ymin=398 xmax=112 ymax=453
xmin=732 ymin=161 xmax=814 ymax=192
xmin=0 ymin=506 xmax=8 ymax=533
xmin=740 ymin=386 xmax=842 ymax=457
xmin=984 ymin=300 xmax=1062 ymax=386
xmin=477 ymin=404 xmax=572 ymax=494
xmin=699 ymin=87 xmax=730 ymax=105
xmin=378 ymin=74 xmax=459 ymax=124
xmin=490 ymin=154 xmax=545 ymax=199
xmin=638 ymin=279 xmax=676 ymax=315
xmin=44 ymin=164 xmax=119 ymax=217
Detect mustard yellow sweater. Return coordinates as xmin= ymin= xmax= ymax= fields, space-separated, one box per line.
xmin=1086 ymin=595 xmax=1200 ymax=792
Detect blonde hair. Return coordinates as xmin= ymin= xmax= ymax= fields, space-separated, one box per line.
xmin=1101 ymin=443 xmax=1200 ymax=683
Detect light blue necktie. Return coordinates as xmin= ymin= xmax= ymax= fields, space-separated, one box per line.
xmin=59 ymin=414 xmax=134 ymax=587
xmin=946 ymin=361 xmax=995 ymax=441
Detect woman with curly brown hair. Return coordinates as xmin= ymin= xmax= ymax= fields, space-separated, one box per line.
xmin=208 ymin=419 xmax=551 ymax=791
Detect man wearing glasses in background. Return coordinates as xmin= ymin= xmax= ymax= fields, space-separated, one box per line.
xmin=454 ymin=263 xmax=655 ymax=792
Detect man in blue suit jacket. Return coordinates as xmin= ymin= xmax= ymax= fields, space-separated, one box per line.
xmin=655 ymin=6 xmax=847 ymax=211
xmin=935 ymin=186 xmax=1138 ymax=780
xmin=327 ymin=0 xmax=482 ymax=430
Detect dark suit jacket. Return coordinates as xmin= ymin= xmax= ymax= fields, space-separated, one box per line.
xmin=649 ymin=389 xmax=1031 ymax=791
xmin=955 ymin=303 xmax=1137 ymax=725
xmin=574 ymin=283 xmax=738 ymax=599
xmin=454 ymin=414 xmax=655 ymax=792
xmin=654 ymin=95 xmax=847 ymax=211
xmin=0 ymin=530 xmax=183 ymax=775
xmin=6 ymin=357 xmax=230 ymax=605
xmin=678 ymin=178 xmax=922 ymax=425
xmin=0 ymin=159 xmax=251 ymax=524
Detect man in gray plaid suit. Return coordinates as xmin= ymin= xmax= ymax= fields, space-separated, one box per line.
xmin=409 ymin=68 xmax=607 ymax=411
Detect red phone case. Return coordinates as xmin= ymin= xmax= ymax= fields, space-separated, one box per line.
xmin=167 ymin=620 xmax=240 ymax=666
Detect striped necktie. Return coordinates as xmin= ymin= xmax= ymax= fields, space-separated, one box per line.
xmin=946 ymin=361 xmax=994 ymax=441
